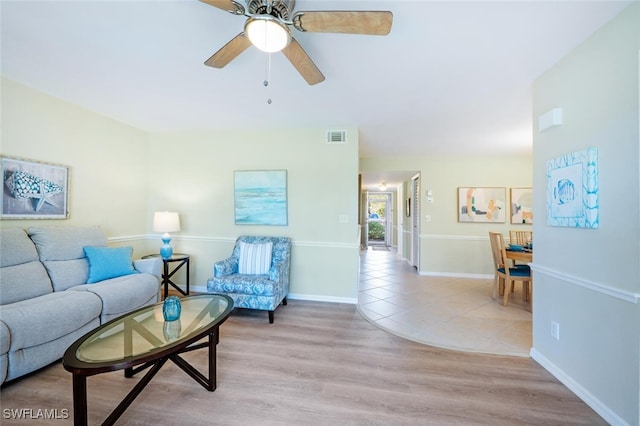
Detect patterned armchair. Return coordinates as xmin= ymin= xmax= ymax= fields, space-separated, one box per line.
xmin=207 ymin=236 xmax=291 ymax=323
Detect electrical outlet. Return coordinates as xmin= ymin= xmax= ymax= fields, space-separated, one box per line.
xmin=550 ymin=321 xmax=560 ymax=340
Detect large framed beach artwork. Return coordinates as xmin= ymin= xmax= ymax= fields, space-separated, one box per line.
xmin=546 ymin=147 xmax=598 ymax=228
xmin=234 ymin=170 xmax=288 ymax=226
xmin=458 ymin=187 xmax=506 ymax=223
xmin=1 ymin=156 xmax=69 ymax=219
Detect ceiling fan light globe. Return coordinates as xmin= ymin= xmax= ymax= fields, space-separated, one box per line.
xmin=245 ymin=16 xmax=291 ymax=53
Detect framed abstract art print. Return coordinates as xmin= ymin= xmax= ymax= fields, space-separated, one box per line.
xmin=458 ymin=187 xmax=506 ymax=223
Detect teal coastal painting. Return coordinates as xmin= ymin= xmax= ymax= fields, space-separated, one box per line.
xmin=546 ymin=147 xmax=598 ymax=228
xmin=234 ymin=170 xmax=288 ymax=226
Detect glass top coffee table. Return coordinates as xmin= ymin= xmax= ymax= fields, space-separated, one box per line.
xmin=63 ymin=294 xmax=233 ymax=426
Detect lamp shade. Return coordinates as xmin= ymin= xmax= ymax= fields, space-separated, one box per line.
xmin=153 ymin=212 xmax=181 ymax=233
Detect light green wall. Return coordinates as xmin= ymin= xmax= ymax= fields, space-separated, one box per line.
xmin=361 ymin=154 xmax=533 ymax=276
xmin=1 ymin=79 xmax=361 ymax=301
xmin=0 ymin=78 xmax=150 ymax=255
xmin=147 ymin=130 xmax=360 ymax=300
xmin=531 ymin=3 xmax=639 ymax=425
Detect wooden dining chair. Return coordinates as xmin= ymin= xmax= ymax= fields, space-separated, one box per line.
xmin=508 ymin=229 xmax=532 ymax=268
xmin=488 ymin=232 xmax=532 ymax=307
xmin=509 ymin=230 xmax=532 ymax=246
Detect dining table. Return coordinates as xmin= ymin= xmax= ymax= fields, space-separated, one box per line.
xmin=505 ymin=248 xmax=532 ymax=263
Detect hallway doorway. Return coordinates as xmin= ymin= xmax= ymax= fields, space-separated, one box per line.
xmin=367 ymin=192 xmax=391 ymax=247
xmin=358 ymin=170 xmax=419 ymax=259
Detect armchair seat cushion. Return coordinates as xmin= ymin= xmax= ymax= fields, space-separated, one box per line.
xmin=208 ymin=274 xmax=275 ymax=296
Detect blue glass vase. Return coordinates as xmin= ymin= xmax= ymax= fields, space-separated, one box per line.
xmin=162 ymin=296 xmax=181 ymax=321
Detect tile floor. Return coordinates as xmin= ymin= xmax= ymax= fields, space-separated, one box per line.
xmin=357 ymin=245 xmax=532 ymax=357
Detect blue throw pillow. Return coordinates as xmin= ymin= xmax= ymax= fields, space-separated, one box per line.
xmin=83 ymin=246 xmax=136 ymax=283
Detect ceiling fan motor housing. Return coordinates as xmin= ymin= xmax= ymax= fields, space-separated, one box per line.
xmin=246 ymin=0 xmax=294 ymax=19
xmin=201 ymin=0 xmax=392 ymax=85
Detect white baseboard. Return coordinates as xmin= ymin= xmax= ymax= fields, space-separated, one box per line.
xmin=287 ymin=293 xmax=357 ymax=305
xmin=189 ymin=286 xmax=357 ymax=305
xmin=419 ymin=271 xmax=493 ymax=280
xmin=530 ymin=347 xmax=629 ymax=426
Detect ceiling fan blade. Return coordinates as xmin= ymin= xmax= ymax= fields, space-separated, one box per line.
xmin=199 ymin=0 xmax=245 ymax=15
xmin=204 ymin=32 xmax=252 ymax=68
xmin=292 ymin=11 xmax=393 ymax=35
xmin=282 ymin=38 xmax=325 ymax=86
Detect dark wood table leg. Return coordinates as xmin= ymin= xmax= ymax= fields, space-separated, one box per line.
xmin=124 ymin=322 xmax=132 ymax=377
xmin=163 ymin=261 xmax=169 ymax=299
xmin=166 ymin=258 xmax=189 ymax=296
xmin=208 ymin=329 xmax=217 ymax=391
xmin=102 ymin=358 xmax=167 ymax=426
xmin=185 ymin=258 xmax=190 ymax=295
xmin=168 ymin=329 xmax=219 ymax=391
xmin=72 ymin=374 xmax=88 ymax=426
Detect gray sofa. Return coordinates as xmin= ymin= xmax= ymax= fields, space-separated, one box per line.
xmin=0 ymin=226 xmax=162 ymax=384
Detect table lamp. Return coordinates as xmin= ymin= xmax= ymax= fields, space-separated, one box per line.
xmin=153 ymin=211 xmax=181 ymax=259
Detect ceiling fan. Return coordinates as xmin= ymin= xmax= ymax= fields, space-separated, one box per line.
xmin=199 ymin=0 xmax=393 ymax=85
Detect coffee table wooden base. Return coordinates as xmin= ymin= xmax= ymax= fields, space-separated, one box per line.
xmin=71 ymin=330 xmax=219 ymax=426
xmin=64 ymin=295 xmax=233 ymax=426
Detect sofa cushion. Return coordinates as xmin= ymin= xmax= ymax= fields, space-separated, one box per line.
xmin=5 ymin=318 xmax=99 ymax=383
xmin=69 ymin=273 xmax=160 ymax=321
xmin=84 ymin=246 xmax=136 ymax=283
xmin=0 ymin=261 xmax=54 ymax=305
xmin=40 ymin=259 xmax=90 ymax=292
xmin=238 ymin=241 xmax=272 ymax=274
xmin=1 ymin=226 xmax=55 ymax=305
xmin=28 ymin=226 xmax=107 ymax=261
xmin=0 ymin=354 xmax=7 ymax=384
xmin=0 ymin=291 xmax=102 ymax=351
xmin=0 ymin=321 xmax=10 ymax=355
xmin=0 ymin=228 xmax=39 ymax=268
xmin=28 ymin=226 xmax=107 ymax=291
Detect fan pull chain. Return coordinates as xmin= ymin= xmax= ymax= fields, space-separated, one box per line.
xmin=264 ymin=53 xmax=272 ymax=104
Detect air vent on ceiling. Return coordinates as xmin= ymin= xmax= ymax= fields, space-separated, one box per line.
xmin=326 ymin=130 xmax=347 ymax=144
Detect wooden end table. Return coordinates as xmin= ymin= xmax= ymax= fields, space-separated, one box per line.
xmin=143 ymin=253 xmax=190 ymax=299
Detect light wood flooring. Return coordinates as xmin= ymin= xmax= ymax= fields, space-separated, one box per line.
xmin=1 ymin=300 xmax=604 ymax=425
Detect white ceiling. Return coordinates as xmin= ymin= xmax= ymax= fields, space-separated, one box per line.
xmin=0 ymin=0 xmax=631 ymax=190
